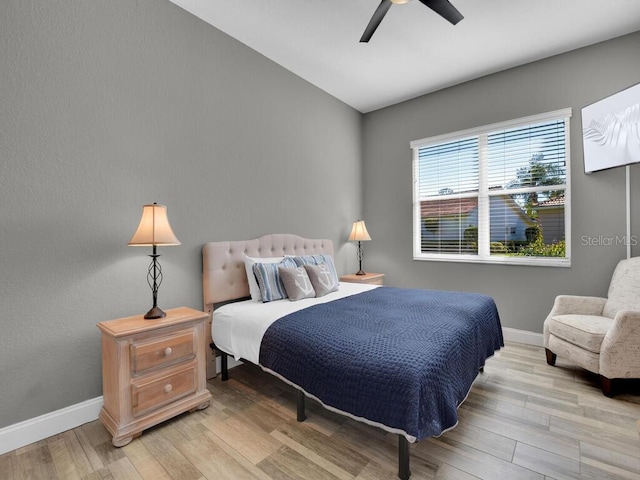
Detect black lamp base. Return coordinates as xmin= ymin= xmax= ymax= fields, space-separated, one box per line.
xmin=144 ymin=306 xmax=166 ymax=320
xmin=355 ymin=270 xmax=366 ymax=276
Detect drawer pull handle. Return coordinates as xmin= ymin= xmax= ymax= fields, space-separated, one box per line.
xmin=163 ymin=384 xmax=173 ymax=394
xmin=164 ymin=347 xmax=172 ymax=356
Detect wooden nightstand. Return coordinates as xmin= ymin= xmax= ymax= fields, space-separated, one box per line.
xmin=340 ymin=272 xmax=385 ymax=285
xmin=97 ymin=307 xmax=212 ymax=447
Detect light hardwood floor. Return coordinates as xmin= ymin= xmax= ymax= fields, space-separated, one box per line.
xmin=2 ymin=342 xmax=639 ymax=479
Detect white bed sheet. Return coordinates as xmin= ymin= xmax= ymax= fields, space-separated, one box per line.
xmin=212 ymin=282 xmax=378 ymax=365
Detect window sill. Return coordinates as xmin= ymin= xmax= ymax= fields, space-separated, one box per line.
xmin=413 ymin=254 xmax=571 ymax=267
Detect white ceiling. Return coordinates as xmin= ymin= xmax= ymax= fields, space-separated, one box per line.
xmin=168 ymin=0 xmax=640 ymax=113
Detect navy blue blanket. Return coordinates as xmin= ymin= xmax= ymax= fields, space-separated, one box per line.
xmin=259 ymin=287 xmax=503 ymax=441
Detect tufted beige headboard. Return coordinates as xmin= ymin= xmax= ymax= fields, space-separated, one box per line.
xmin=202 ymin=233 xmax=334 ymax=313
xmin=201 ymin=234 xmax=334 ymax=378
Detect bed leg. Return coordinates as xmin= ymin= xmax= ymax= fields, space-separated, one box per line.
xmin=220 ymin=351 xmax=229 ymax=381
xmin=398 ymin=436 xmax=410 ymax=480
xmin=296 ymin=390 xmax=307 ymax=422
xmin=210 ymin=343 xmax=230 ymax=381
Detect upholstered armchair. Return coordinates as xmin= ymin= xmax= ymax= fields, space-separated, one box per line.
xmin=543 ymin=256 xmax=640 ymax=396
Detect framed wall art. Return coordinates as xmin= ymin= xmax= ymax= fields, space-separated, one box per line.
xmin=582 ymin=82 xmax=640 ymax=173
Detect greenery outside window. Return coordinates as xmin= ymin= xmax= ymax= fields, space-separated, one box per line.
xmin=411 ymin=109 xmax=571 ymax=266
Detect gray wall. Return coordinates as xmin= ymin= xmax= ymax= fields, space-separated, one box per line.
xmin=0 ymin=0 xmax=362 ymax=428
xmin=362 ymin=32 xmax=640 ymax=333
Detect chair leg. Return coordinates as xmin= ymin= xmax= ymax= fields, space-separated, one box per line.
xmin=545 ymin=348 xmax=557 ymax=366
xmin=600 ymin=376 xmax=614 ymax=397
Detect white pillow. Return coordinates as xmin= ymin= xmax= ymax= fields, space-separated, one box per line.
xmin=244 ymin=255 xmax=284 ymax=301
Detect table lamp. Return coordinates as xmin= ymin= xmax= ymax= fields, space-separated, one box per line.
xmin=129 ymin=203 xmax=181 ymax=319
xmin=348 ymin=220 xmax=372 ymax=275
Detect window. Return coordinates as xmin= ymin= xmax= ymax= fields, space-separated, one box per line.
xmin=412 ymin=109 xmax=571 ymax=266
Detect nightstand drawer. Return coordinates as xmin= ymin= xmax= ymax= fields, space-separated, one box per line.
xmin=131 ymin=329 xmax=196 ymax=374
xmin=132 ymin=365 xmax=196 ymax=417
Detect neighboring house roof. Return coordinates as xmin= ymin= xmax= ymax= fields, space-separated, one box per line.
xmin=537 ymin=193 xmax=565 ymax=208
xmin=421 ymin=197 xmax=478 ymax=217
xmin=421 ymin=195 xmax=536 ymax=227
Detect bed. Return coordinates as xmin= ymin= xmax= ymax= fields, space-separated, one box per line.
xmin=202 ymin=234 xmax=503 ymax=479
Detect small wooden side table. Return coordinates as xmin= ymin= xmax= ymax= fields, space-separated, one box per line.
xmin=340 ymin=272 xmax=385 ymax=286
xmin=97 ymin=307 xmax=211 ymax=447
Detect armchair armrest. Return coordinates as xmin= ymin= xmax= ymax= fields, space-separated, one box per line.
xmin=548 ymin=295 xmax=607 ymax=317
xmin=600 ymin=310 xmax=640 ymax=379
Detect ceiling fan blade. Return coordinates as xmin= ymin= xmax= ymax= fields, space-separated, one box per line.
xmin=360 ymin=0 xmax=393 ymax=43
xmin=418 ymin=0 xmax=463 ymax=25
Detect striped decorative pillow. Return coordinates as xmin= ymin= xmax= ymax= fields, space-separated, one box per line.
xmin=253 ymin=257 xmax=297 ymax=302
xmin=244 ymin=255 xmax=284 ymax=301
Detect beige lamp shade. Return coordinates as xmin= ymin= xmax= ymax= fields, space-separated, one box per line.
xmin=128 ymin=204 xmax=181 ymax=246
xmin=348 ymin=220 xmax=372 ymax=242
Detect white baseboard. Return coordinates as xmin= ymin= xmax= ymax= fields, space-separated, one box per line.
xmin=0 ymin=396 xmax=103 ymax=455
xmin=502 ymin=327 xmax=544 ymax=346
xmin=0 ymin=327 xmax=541 ymax=455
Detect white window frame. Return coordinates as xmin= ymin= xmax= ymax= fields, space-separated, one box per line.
xmin=411 ymin=108 xmax=572 ymax=267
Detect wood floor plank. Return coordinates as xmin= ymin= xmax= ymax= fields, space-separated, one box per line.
xmin=81 ymin=466 xmax=115 ymax=480
xmin=579 ymin=441 xmax=640 ymax=477
xmin=418 ymin=436 xmax=543 ymax=480
xmin=201 ymin=413 xmax=281 ymax=464
xmin=523 ymin=392 xmax=584 ymax=417
xmin=579 ymin=457 xmax=640 ymax=480
xmin=512 ymin=442 xmax=581 ymax=480
xmin=48 ymin=436 xmax=82 ymax=480
xmin=543 ymin=405 xmax=639 ymax=440
xmin=464 ymin=393 xmax=552 ymax=428
xmin=352 ymin=459 xmax=399 ymax=480
xmin=457 ymin=404 xmax=580 ymax=462
xmin=75 ymin=425 xmax=107 ymax=471
xmin=120 ymin=436 xmax=171 ymax=480
xmin=93 ymin=440 xmax=126 ymax=466
xmin=581 ymin=401 xmax=640 ymax=428
xmin=139 ymin=427 xmax=203 ymax=480
xmin=433 ymin=462 xmax=480 ymax=480
xmin=430 ymin=422 xmax=516 ymax=463
xmin=81 ymin=421 xmax=112 ymax=447
xmin=0 ymin=452 xmax=15 ymax=480
xmin=58 ymin=429 xmax=96 ymax=478
xmin=549 ymin=416 xmax=640 ymax=458
xmin=467 ymin=380 xmax=529 ymax=408
xmin=273 ymin=420 xmax=370 ymax=476
xmin=270 ymin=430 xmax=356 ymax=480
xmin=230 ymin=402 xmax=290 ymax=435
xmin=294 ymin=399 xmax=348 ymax=438
xmin=178 ymin=432 xmax=257 ymax=480
xmin=106 ymin=457 xmax=143 ymax=480
xmin=13 ymin=444 xmax=58 ymax=480
xmin=331 ymin=420 xmax=398 ymax=470
xmin=199 ymin=429 xmax=274 ymax=480
xmin=257 ymin=445 xmax=342 ymax=480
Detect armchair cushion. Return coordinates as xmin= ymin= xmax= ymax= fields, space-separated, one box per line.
xmin=548 ymin=314 xmax=613 ymax=353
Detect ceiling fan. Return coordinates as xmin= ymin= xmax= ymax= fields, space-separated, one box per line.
xmin=360 ymin=0 xmax=463 ymax=43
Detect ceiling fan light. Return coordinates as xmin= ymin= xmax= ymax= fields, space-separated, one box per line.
xmin=390 ymin=0 xmax=411 ymax=4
